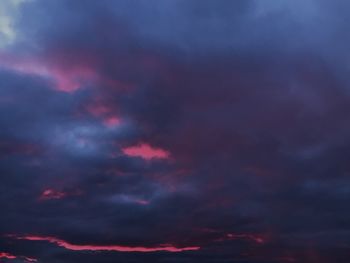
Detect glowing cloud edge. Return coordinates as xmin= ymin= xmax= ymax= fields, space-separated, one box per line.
xmin=10 ymin=235 xmax=200 ymax=253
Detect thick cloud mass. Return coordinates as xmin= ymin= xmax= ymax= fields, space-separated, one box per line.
xmin=1 ymin=0 xmax=350 ymax=262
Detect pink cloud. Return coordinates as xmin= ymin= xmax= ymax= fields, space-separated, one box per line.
xmin=122 ymin=143 xmax=170 ymax=160
xmin=85 ymin=101 xmax=122 ymax=128
xmin=0 ymin=252 xmax=37 ymax=262
xmin=0 ymin=52 xmax=96 ymax=92
xmin=39 ymin=189 xmax=67 ymax=201
xmin=114 ymin=194 xmax=150 ymax=206
xmin=14 ymin=235 xmax=200 ymax=253
xmin=24 ymin=257 xmax=37 ymax=262
xmin=103 ymin=116 xmax=121 ymax=127
xmin=0 ymin=252 xmax=16 ymax=259
xmin=224 ymin=233 xmax=265 ymax=244
xmin=38 ymin=188 xmax=83 ymax=201
xmin=87 ymin=104 xmax=111 ymax=117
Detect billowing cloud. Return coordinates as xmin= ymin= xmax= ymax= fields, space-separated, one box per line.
xmin=1 ymin=1 xmax=350 ymax=263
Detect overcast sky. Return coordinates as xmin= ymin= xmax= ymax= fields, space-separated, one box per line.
xmin=0 ymin=1 xmax=350 ymax=262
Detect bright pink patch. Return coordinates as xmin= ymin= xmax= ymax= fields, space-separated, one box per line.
xmin=24 ymin=257 xmax=37 ymax=262
xmin=86 ymin=102 xmax=121 ymax=127
xmin=50 ymin=64 xmax=96 ymax=92
xmin=14 ymin=235 xmax=200 ymax=253
xmin=39 ymin=189 xmax=66 ymax=200
xmin=122 ymin=143 xmax=170 ymax=160
xmin=0 ymin=252 xmax=16 ymax=259
xmin=0 ymin=251 xmax=37 ymax=262
xmin=103 ymin=116 xmax=121 ymax=127
xmin=0 ymin=52 xmax=96 ymax=93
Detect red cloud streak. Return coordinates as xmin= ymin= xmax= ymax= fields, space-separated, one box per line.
xmin=39 ymin=189 xmax=67 ymax=200
xmin=0 ymin=252 xmax=16 ymax=259
xmin=122 ymin=143 xmax=170 ymax=160
xmin=14 ymin=235 xmax=200 ymax=253
xmin=0 ymin=252 xmax=37 ymax=262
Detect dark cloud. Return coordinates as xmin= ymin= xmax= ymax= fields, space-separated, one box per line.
xmin=0 ymin=0 xmax=350 ymax=262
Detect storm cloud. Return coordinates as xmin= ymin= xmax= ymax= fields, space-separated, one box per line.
xmin=0 ymin=0 xmax=350 ymax=262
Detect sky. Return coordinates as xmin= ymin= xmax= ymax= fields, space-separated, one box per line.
xmin=0 ymin=0 xmax=350 ymax=262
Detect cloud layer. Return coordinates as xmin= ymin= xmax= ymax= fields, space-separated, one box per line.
xmin=0 ymin=0 xmax=350 ymax=262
